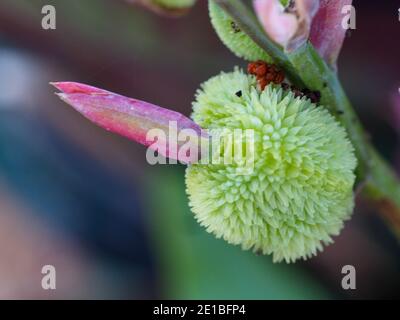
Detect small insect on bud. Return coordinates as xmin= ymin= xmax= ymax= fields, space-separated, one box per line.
xmin=230 ymin=21 xmax=241 ymax=33
xmin=280 ymin=83 xmax=321 ymax=104
xmin=302 ymin=88 xmax=321 ymax=104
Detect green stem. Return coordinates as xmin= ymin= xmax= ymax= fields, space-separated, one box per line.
xmin=288 ymin=43 xmax=400 ymax=236
xmin=364 ymin=148 xmax=400 ymax=238
xmin=214 ymin=0 xmax=400 ymax=237
xmin=287 ymin=43 xmax=371 ymax=182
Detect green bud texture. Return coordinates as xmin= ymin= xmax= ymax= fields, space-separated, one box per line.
xmin=209 ymin=0 xmax=272 ymax=62
xmin=185 ymin=69 xmax=357 ymax=262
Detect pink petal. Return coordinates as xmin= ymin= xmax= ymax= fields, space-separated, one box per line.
xmin=253 ymin=0 xmax=299 ymax=47
xmin=288 ymin=0 xmax=320 ymax=52
xmin=254 ymin=0 xmax=319 ymax=51
xmin=51 ymin=82 xmax=207 ymax=164
xmin=310 ymin=0 xmax=353 ymax=65
xmin=254 ymin=0 xmax=350 ymax=65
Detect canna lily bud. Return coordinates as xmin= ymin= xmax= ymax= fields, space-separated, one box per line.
xmin=253 ymin=0 xmax=301 ymax=50
xmin=186 ymin=69 xmax=357 ymax=262
xmin=51 ymin=82 xmax=207 ymax=164
xmin=254 ymin=0 xmax=352 ymax=65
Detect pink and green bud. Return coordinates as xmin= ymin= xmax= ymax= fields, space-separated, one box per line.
xmin=253 ymin=0 xmax=352 ymax=65
xmin=51 ymin=82 xmax=207 ymax=164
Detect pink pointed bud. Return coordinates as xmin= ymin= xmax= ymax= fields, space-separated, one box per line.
xmin=51 ymin=82 xmax=208 ymax=164
xmin=254 ymin=0 xmax=352 ymax=65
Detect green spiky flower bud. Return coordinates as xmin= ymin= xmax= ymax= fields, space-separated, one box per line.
xmin=209 ymin=0 xmax=272 ymax=62
xmin=185 ymin=69 xmax=357 ymax=263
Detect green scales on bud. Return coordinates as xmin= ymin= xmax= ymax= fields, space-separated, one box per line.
xmin=186 ymin=69 xmax=357 ymax=262
xmin=209 ymin=0 xmax=272 ymax=62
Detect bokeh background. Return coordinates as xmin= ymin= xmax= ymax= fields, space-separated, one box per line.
xmin=0 ymin=0 xmax=399 ymax=299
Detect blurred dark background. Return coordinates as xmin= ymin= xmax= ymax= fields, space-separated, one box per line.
xmin=0 ymin=0 xmax=399 ymax=299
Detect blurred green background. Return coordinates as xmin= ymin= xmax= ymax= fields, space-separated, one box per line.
xmin=0 ymin=0 xmax=399 ymax=299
